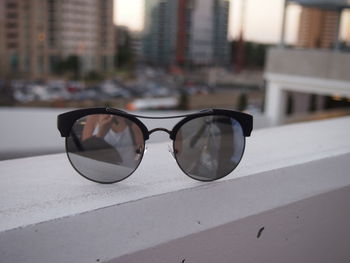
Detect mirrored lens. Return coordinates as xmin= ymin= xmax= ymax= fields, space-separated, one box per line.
xmin=66 ymin=114 xmax=145 ymax=183
xmin=174 ymin=115 xmax=245 ymax=181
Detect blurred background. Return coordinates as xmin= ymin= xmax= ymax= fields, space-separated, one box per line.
xmin=0 ymin=0 xmax=349 ymax=160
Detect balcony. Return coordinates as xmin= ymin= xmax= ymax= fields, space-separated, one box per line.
xmin=1 ymin=116 xmax=350 ymax=262
xmin=264 ymin=48 xmax=350 ymax=125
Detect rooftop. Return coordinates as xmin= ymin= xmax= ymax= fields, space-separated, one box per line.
xmin=288 ymin=0 xmax=350 ymax=9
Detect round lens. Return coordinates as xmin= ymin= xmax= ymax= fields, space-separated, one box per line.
xmin=173 ymin=115 xmax=245 ymax=181
xmin=66 ymin=114 xmax=145 ymax=183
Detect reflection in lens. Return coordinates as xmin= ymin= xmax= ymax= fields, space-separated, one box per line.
xmin=66 ymin=114 xmax=144 ymax=183
xmin=174 ymin=115 xmax=245 ymax=181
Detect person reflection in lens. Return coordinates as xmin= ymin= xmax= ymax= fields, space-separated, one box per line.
xmin=82 ymin=115 xmax=143 ymax=168
xmin=174 ymin=117 xmax=222 ymax=179
xmin=175 ymin=116 xmax=241 ymax=180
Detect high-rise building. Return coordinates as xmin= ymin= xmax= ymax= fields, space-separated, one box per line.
xmin=213 ymin=0 xmax=230 ymax=64
xmin=345 ymin=11 xmax=350 ymax=43
xmin=142 ymin=0 xmax=230 ymax=67
xmin=0 ymin=0 xmax=47 ymax=78
xmin=143 ymin=0 xmax=178 ymax=66
xmin=297 ymin=7 xmax=340 ymax=49
xmin=0 ymin=2 xmax=6 ymax=77
xmin=0 ymin=0 xmax=115 ymax=79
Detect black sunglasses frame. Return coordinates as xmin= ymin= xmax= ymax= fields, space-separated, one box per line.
xmin=58 ymin=107 xmax=253 ymax=183
xmin=58 ymin=107 xmax=253 ymax=139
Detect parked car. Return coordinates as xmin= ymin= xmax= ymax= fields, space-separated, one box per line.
xmin=100 ymin=81 xmax=131 ymax=98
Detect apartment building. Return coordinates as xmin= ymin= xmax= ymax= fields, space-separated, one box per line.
xmin=0 ymin=0 xmax=115 ymax=79
xmin=0 ymin=0 xmax=47 ymax=78
xmin=142 ymin=0 xmax=230 ymax=67
xmin=345 ymin=10 xmax=350 ymax=43
xmin=297 ymin=7 xmax=340 ymax=49
xmin=0 ymin=1 xmax=6 ymax=77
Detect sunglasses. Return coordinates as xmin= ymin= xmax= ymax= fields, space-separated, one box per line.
xmin=57 ymin=107 xmax=253 ymax=184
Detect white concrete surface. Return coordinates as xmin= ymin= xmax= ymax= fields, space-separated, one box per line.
xmin=265 ymin=81 xmax=287 ymax=126
xmin=0 ymin=107 xmax=269 ymax=160
xmin=1 ymin=116 xmax=350 ymax=262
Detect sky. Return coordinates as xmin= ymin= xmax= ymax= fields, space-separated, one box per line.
xmin=114 ymin=0 xmax=349 ymax=44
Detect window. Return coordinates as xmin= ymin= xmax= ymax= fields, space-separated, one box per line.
xmin=7 ymin=43 xmax=17 ymax=49
xmin=6 ymin=13 xmax=18 ymax=19
xmin=6 ymin=2 xmax=17 ymax=9
xmin=7 ymin=33 xmax=18 ymax=39
xmin=10 ymin=53 xmax=18 ymax=72
xmin=6 ymin=22 xmax=17 ymax=29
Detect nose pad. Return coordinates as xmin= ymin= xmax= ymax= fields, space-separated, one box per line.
xmin=168 ymin=145 xmax=175 ymax=159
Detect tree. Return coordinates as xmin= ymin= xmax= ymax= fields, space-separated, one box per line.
xmin=116 ymin=26 xmax=134 ymax=69
xmin=230 ymin=40 xmax=269 ymax=69
xmin=237 ymin=93 xmax=248 ymax=111
xmin=84 ymin=71 xmax=103 ymax=83
xmin=178 ymin=91 xmax=189 ymax=110
xmin=64 ymin=55 xmax=80 ymax=79
xmin=52 ymin=55 xmax=81 ymax=79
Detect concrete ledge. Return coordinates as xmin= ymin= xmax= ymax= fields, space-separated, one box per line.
xmin=1 ymin=117 xmax=350 ymax=262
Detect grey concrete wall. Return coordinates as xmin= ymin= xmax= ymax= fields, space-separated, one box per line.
xmin=265 ymin=48 xmax=350 ymax=81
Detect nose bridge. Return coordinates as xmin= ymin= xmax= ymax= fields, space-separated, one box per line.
xmin=148 ymin=127 xmax=171 ymax=137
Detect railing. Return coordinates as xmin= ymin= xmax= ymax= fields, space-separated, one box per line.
xmin=1 ymin=116 xmax=350 ymax=262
